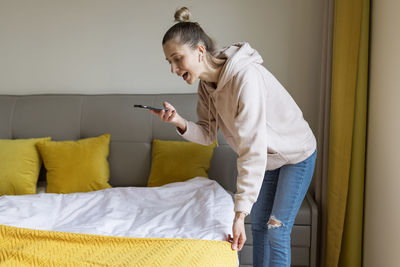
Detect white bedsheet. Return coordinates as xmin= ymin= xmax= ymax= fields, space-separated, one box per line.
xmin=0 ymin=177 xmax=235 ymax=241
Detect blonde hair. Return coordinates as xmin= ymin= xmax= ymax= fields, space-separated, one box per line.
xmin=174 ymin=7 xmax=191 ymax=22
xmin=162 ymin=7 xmax=225 ymax=69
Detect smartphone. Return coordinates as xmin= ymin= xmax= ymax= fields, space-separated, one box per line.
xmin=133 ymin=104 xmax=168 ymax=112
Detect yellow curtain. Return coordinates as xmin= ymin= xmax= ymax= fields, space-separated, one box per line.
xmin=324 ymin=0 xmax=370 ymax=266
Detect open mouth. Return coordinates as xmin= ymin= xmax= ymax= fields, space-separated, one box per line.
xmin=182 ymin=72 xmax=189 ymax=81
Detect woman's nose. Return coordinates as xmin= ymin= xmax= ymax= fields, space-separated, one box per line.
xmin=171 ymin=64 xmax=178 ymax=74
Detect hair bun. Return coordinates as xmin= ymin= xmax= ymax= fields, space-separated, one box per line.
xmin=174 ymin=7 xmax=191 ymax=22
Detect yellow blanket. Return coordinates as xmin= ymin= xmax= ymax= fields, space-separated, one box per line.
xmin=0 ymin=224 xmax=237 ymax=267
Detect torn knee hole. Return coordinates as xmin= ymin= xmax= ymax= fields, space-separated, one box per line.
xmin=267 ymin=216 xmax=283 ymax=229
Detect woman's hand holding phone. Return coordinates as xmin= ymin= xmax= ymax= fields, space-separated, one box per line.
xmin=149 ymin=102 xmax=187 ymax=133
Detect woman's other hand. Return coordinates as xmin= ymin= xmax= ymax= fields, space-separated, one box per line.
xmin=226 ymin=212 xmax=247 ymax=251
xmin=149 ymin=101 xmax=187 ymax=133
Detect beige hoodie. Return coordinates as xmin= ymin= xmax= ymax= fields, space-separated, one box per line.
xmin=177 ymin=42 xmax=317 ymax=215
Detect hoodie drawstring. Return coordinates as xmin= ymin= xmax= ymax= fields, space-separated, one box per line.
xmin=215 ymin=110 xmax=219 ymax=147
xmin=208 ymin=94 xmax=219 ymax=147
xmin=208 ymin=95 xmax=211 ymax=141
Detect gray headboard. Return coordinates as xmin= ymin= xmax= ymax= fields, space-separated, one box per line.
xmin=0 ymin=94 xmax=238 ymax=193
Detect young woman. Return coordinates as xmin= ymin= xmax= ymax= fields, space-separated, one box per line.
xmin=151 ymin=7 xmax=317 ymax=267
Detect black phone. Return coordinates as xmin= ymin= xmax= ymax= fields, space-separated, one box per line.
xmin=133 ymin=104 xmax=168 ymax=112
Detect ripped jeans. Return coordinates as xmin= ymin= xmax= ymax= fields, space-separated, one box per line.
xmin=250 ymin=150 xmax=317 ymax=267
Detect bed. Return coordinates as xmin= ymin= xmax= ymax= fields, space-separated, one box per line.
xmin=0 ymin=177 xmax=237 ymax=266
xmin=0 ymin=93 xmax=318 ymax=267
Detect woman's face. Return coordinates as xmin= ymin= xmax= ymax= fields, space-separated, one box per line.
xmin=163 ymin=40 xmax=202 ymax=85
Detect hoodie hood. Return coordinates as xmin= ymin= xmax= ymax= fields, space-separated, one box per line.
xmin=212 ymin=42 xmax=263 ymax=92
xmin=199 ymin=42 xmax=264 ymax=147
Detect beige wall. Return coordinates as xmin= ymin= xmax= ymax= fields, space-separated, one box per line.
xmin=364 ymin=1 xmax=400 ymax=266
xmin=0 ymin=0 xmax=324 ymax=134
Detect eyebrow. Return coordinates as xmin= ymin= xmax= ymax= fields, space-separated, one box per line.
xmin=166 ymin=52 xmax=177 ymax=61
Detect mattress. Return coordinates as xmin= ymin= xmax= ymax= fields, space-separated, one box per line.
xmin=0 ymin=177 xmax=235 ymax=240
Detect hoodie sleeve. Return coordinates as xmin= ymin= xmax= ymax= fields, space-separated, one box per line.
xmin=176 ymin=83 xmax=217 ymax=146
xmin=231 ymin=67 xmax=268 ymax=215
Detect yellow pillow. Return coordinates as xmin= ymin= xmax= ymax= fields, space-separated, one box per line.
xmin=147 ymin=139 xmax=216 ymax=187
xmin=36 ymin=134 xmax=112 ymax=193
xmin=0 ymin=137 xmax=51 ymax=195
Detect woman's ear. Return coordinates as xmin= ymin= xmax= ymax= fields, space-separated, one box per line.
xmin=197 ymin=44 xmax=206 ymax=57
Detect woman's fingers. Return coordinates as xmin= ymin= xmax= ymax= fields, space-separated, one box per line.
xmin=167 ymin=110 xmax=176 ymax=121
xmin=227 ymin=231 xmax=247 ymax=251
xmin=164 ymin=102 xmax=177 ymax=116
xmin=148 ymin=102 xmax=178 ymax=124
xmin=237 ymin=233 xmax=246 ymax=251
xmin=231 ymin=232 xmax=246 ymax=251
xmin=232 ymin=234 xmax=239 ymax=251
xmin=163 ymin=101 xmax=175 ymax=111
xmin=151 ymin=109 xmax=176 ymax=122
xmin=160 ymin=109 xmax=175 ymax=121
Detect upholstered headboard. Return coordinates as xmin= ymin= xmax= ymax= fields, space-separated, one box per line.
xmin=0 ymin=94 xmax=238 ymax=193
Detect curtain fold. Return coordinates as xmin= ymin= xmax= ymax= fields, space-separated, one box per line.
xmin=338 ymin=0 xmax=369 ymax=266
xmin=324 ymin=0 xmax=370 ymax=266
xmin=315 ymin=0 xmax=334 ymax=265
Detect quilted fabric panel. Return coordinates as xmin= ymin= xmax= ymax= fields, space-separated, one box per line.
xmin=0 ymin=224 xmax=238 ymax=267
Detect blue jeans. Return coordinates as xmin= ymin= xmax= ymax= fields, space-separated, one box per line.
xmin=250 ymin=150 xmax=317 ymax=267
